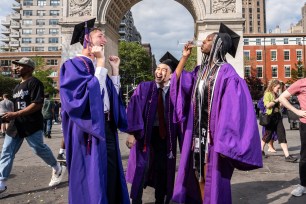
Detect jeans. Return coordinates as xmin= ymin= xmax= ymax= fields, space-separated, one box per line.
xmin=0 ymin=130 xmax=57 ymax=181
xmin=300 ymin=122 xmax=306 ymax=186
xmin=43 ymin=119 xmax=53 ymax=136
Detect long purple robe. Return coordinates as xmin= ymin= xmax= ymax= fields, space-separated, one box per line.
xmin=125 ymin=81 xmax=180 ymax=200
xmin=60 ymin=56 xmax=129 ymax=204
xmin=170 ymin=64 xmax=263 ymax=204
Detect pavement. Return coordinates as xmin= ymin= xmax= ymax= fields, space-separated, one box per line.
xmin=0 ymin=118 xmax=305 ymax=204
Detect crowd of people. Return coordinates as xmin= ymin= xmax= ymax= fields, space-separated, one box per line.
xmin=0 ymin=18 xmax=305 ymax=204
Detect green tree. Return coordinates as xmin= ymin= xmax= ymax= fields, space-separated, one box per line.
xmin=184 ymin=48 xmax=198 ymax=71
xmin=31 ymin=56 xmax=57 ymax=96
xmin=287 ymin=60 xmax=306 ymax=84
xmin=118 ymin=41 xmax=153 ymax=88
xmin=245 ymin=76 xmax=264 ymax=100
xmin=0 ymin=75 xmax=19 ymax=97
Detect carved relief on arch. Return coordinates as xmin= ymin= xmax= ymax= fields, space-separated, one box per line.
xmin=69 ymin=0 xmax=92 ymax=17
xmin=212 ymin=0 xmax=236 ymax=14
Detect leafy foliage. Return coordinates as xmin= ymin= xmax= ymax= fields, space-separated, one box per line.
xmin=245 ymin=76 xmax=264 ymax=100
xmin=286 ymin=60 xmax=306 ymax=84
xmin=0 ymin=75 xmax=19 ymax=97
xmin=184 ymin=48 xmax=198 ymax=71
xmin=118 ymin=41 xmax=153 ymax=88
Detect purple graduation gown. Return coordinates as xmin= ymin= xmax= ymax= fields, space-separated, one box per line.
xmin=125 ymin=81 xmax=180 ymax=200
xmin=170 ymin=64 xmax=263 ymax=204
xmin=60 ymin=56 xmax=130 ymax=204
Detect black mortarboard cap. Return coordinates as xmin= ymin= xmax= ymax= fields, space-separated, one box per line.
xmin=70 ymin=18 xmax=96 ymax=47
xmin=159 ymin=51 xmax=179 ymax=73
xmin=218 ymin=23 xmax=240 ymax=58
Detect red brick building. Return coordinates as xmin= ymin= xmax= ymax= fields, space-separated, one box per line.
xmin=243 ymin=33 xmax=306 ymax=87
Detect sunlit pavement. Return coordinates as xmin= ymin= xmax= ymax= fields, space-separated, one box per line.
xmin=0 ymin=117 xmax=305 ymax=203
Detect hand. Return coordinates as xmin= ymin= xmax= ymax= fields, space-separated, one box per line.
xmin=2 ymin=112 xmax=18 ymax=121
xmin=91 ymin=46 xmax=105 ymax=65
xmin=109 ymin=56 xmax=120 ymax=76
xmin=295 ymin=110 xmax=306 ymax=118
xmin=182 ymin=43 xmax=193 ymax=58
xmin=126 ymin=135 xmax=136 ymax=149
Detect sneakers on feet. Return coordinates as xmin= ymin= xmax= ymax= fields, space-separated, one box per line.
xmin=57 ymin=153 xmax=66 ymax=162
xmin=49 ymin=165 xmax=66 ymax=187
xmin=285 ymin=155 xmax=298 ymax=162
xmin=291 ymin=184 xmax=306 ymax=197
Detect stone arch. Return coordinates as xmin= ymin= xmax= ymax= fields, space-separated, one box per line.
xmin=61 ymin=0 xmax=244 ymax=75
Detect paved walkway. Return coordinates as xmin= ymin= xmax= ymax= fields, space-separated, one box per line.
xmin=0 ymin=118 xmax=305 ymax=204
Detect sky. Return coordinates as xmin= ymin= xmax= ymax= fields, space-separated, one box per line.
xmin=0 ymin=0 xmax=305 ymax=61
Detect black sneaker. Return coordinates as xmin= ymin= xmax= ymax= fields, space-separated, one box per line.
xmin=285 ymin=155 xmax=297 ymax=163
xmin=57 ymin=153 xmax=66 ymax=162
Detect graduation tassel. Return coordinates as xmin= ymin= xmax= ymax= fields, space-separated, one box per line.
xmin=143 ymin=143 xmax=147 ymax=152
xmin=86 ymin=135 xmax=92 ymax=155
xmin=168 ymin=150 xmax=175 ymax=159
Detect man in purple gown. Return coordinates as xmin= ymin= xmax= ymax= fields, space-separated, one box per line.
xmin=170 ymin=23 xmax=263 ymax=204
xmin=125 ymin=53 xmax=180 ymax=204
xmin=59 ymin=18 xmax=129 ymax=204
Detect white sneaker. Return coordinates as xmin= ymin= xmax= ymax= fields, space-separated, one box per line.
xmin=49 ymin=165 xmax=66 ymax=187
xmin=291 ymin=184 xmax=306 ymax=197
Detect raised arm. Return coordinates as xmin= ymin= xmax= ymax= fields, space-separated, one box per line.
xmin=175 ymin=43 xmax=193 ymax=79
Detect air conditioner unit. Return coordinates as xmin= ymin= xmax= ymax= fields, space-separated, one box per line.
xmin=272 ymin=58 xmax=276 ymax=61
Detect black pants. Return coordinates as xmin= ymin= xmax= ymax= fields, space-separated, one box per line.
xmin=105 ymin=120 xmax=121 ymax=204
xmin=132 ymin=127 xmax=168 ymax=204
xmin=300 ymin=122 xmax=306 ymax=186
xmin=263 ymin=112 xmax=287 ymax=144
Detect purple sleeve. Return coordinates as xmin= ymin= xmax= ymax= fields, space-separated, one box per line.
xmin=213 ymin=76 xmax=263 ymax=170
xmin=60 ymin=59 xmax=105 ymax=139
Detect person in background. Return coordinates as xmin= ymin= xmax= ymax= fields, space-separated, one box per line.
xmin=279 ymin=78 xmax=306 ymax=196
xmin=0 ymin=57 xmax=65 ymax=194
xmin=261 ymin=79 xmax=297 ymax=162
xmin=42 ymin=93 xmax=54 ymax=138
xmin=0 ymin=94 xmax=14 ymax=137
xmin=53 ymin=101 xmax=60 ymax=124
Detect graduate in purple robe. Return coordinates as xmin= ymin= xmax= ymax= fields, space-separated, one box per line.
xmin=59 ymin=18 xmax=129 ymax=204
xmin=170 ymin=23 xmax=263 ymax=204
xmin=125 ymin=53 xmax=181 ymax=204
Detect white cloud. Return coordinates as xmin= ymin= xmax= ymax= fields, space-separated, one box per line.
xmin=266 ymin=0 xmax=305 ymax=32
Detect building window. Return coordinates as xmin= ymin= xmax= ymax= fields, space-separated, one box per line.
xmin=49 ymin=37 xmax=59 ymax=43
xmin=244 ymin=39 xmax=249 ymax=45
xmin=47 ymin=59 xmax=58 ymax=65
xmin=272 ymin=66 xmax=278 ymax=78
xmin=256 ymin=50 xmax=262 ymax=61
xmin=244 ymin=51 xmax=250 ymax=60
xmin=271 ymin=50 xmax=277 ymax=61
xmin=256 ymin=38 xmax=261 ymax=45
xmin=284 ymin=65 xmax=291 ymax=78
xmin=23 ymin=19 xmax=32 ymax=25
xmin=22 ymin=29 xmax=32 ymax=35
xmin=35 ymin=47 xmax=44 ymax=51
xmin=22 ymin=38 xmax=32 ymax=43
xmin=297 ymin=50 xmax=303 ymax=61
xmin=49 ymin=19 xmax=59 ymax=25
xmin=21 ymin=47 xmax=31 ymax=52
xmin=23 ymin=0 xmax=33 ymax=6
xmin=284 ymin=50 xmax=290 ymax=61
xmin=50 ymin=10 xmax=60 ymax=16
xmin=37 ymin=0 xmax=46 ymax=6
xmin=296 ymin=38 xmax=302 ymax=45
xmin=48 ymin=47 xmax=58 ymax=51
xmin=36 ymin=28 xmax=45 ymax=35
xmin=284 ymin=38 xmax=289 ymax=44
xmin=271 ymin=38 xmax=276 ymax=45
xmin=23 ymin=10 xmax=32 ymax=16
xmin=37 ymin=10 xmax=46 ymax=16
xmin=256 ymin=66 xmax=263 ymax=78
xmin=244 ymin=67 xmax=251 ymax=77
xmin=257 ymin=8 xmax=260 ymax=12
xmin=50 ymin=0 xmax=60 ymax=6
xmin=0 ymin=60 xmax=11 ymax=66
xmin=36 ymin=37 xmax=44 ymax=43
xmin=36 ymin=19 xmax=45 ymax=26
xmin=49 ymin=28 xmax=59 ymax=35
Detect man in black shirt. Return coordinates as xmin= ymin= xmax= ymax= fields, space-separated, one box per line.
xmin=0 ymin=57 xmax=65 ymax=194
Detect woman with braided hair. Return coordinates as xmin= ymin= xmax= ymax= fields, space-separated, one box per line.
xmin=169 ymin=23 xmax=263 ymax=204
